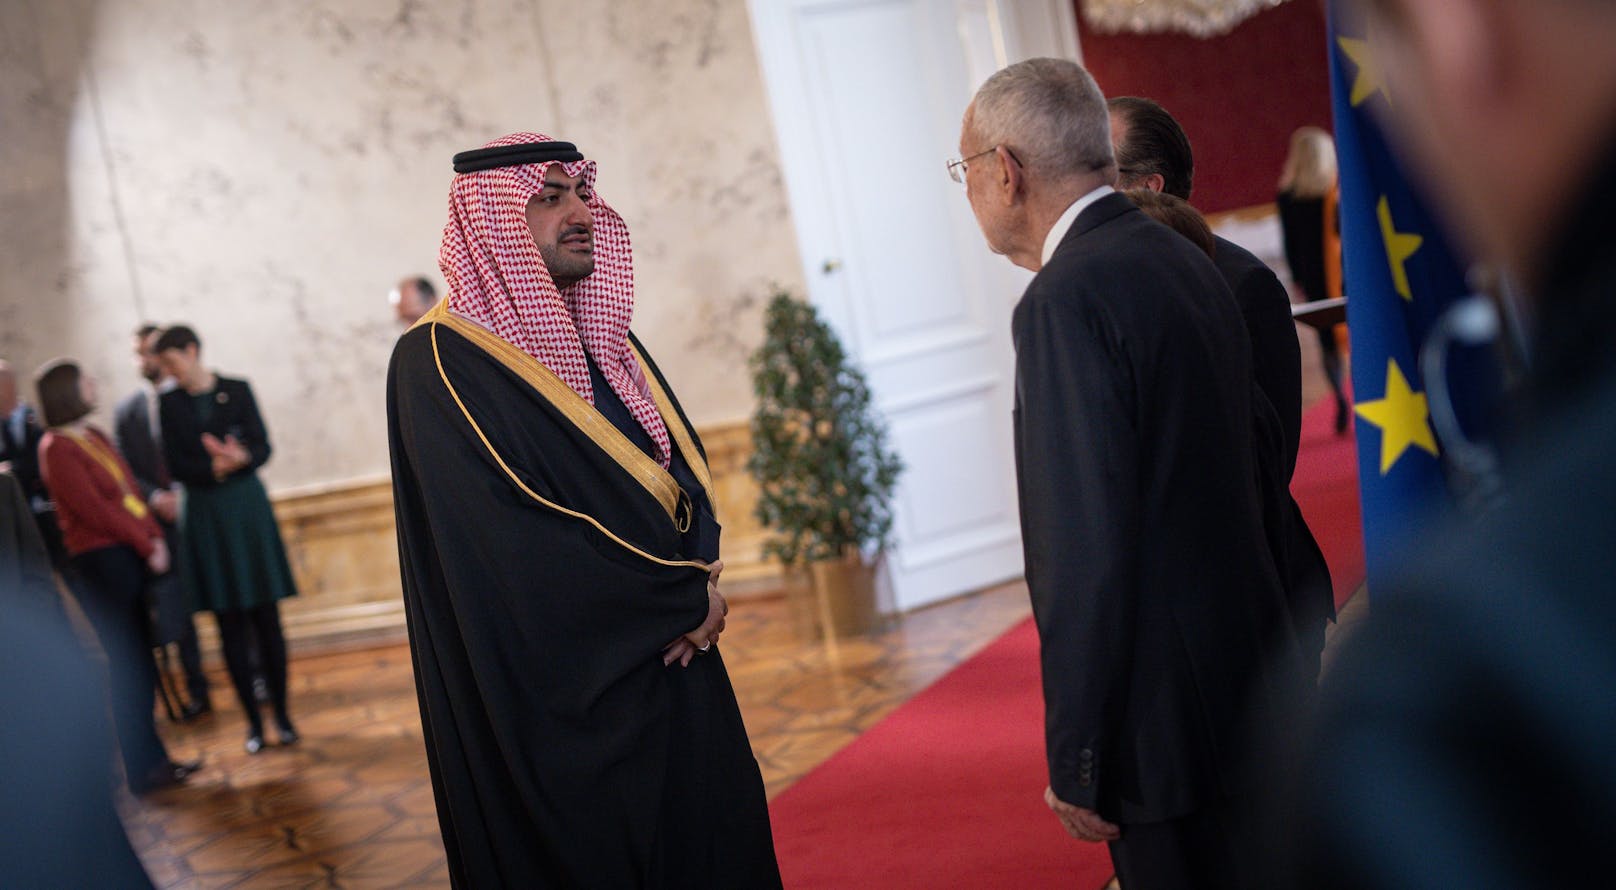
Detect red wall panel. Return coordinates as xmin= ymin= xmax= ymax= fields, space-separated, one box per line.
xmin=1075 ymin=0 xmax=1332 ymax=213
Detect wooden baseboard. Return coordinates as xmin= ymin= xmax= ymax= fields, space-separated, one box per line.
xmin=256 ymin=420 xmax=782 ymax=656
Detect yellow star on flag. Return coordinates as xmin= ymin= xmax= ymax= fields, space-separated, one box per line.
xmin=1337 ymin=36 xmax=1388 ymax=106
xmin=1354 ymin=359 xmax=1439 ymax=474
xmin=1377 ymin=196 xmax=1423 ymax=301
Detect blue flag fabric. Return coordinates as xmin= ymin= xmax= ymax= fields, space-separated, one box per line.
xmin=1327 ymin=1 xmax=1499 ymax=591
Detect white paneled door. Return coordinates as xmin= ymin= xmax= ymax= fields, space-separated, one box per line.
xmin=748 ymin=0 xmax=1080 ymax=611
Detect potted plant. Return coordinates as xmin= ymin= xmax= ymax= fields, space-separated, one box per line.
xmin=747 ymin=288 xmax=903 ymax=636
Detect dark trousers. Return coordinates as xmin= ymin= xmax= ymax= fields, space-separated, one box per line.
xmin=1317 ymin=326 xmax=1348 ymax=417
xmin=1108 ymin=796 xmax=1268 ymax=890
xmin=153 ymin=525 xmax=209 ymax=705
xmin=173 ymin=619 xmax=209 ymax=704
xmin=35 ymin=507 xmax=69 ymax=574
xmin=70 ymin=546 xmax=171 ymax=790
xmin=215 ymin=603 xmax=289 ymax=730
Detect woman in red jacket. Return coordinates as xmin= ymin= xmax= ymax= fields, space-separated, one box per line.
xmin=35 ymin=360 xmax=199 ymax=794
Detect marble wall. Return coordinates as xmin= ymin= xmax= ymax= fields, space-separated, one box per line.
xmin=0 ymin=0 xmax=803 ymax=492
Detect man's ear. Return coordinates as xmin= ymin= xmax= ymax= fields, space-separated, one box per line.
xmin=1141 ymin=172 xmax=1166 ymax=194
xmin=997 ymin=145 xmax=1023 ymax=205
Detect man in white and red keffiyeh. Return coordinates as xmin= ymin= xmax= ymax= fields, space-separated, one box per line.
xmin=385 ymin=133 xmax=781 ymax=888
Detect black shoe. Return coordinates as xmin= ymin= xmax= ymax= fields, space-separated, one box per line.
xmin=179 ymin=700 xmax=212 ymax=721
xmin=245 ymin=732 xmax=265 ymax=755
xmin=274 ymin=717 xmax=299 ymax=746
xmin=136 ymin=758 xmax=202 ymax=794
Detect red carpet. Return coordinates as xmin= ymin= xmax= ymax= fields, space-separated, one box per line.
xmin=769 ymin=619 xmax=1115 ymax=889
xmin=1291 ymin=396 xmax=1366 ymax=607
xmin=768 ymin=397 xmax=1365 ymax=888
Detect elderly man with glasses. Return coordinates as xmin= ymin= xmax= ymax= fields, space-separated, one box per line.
xmin=951 ymin=58 xmax=1311 ymax=890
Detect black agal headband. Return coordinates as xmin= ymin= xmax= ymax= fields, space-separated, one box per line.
xmin=452 ymin=141 xmax=585 ymax=174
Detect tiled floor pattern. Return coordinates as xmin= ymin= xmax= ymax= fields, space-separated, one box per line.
xmin=128 ymin=581 xmax=1034 ymax=888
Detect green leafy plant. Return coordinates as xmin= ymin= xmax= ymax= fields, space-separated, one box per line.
xmin=747 ymin=288 xmax=903 ymax=565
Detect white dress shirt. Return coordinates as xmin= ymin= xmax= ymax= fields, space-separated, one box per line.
xmin=1040 ymin=185 xmax=1115 ymax=268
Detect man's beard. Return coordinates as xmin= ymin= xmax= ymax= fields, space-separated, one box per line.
xmin=545 ymin=252 xmax=595 ymax=287
xmin=540 ymin=244 xmax=596 ymax=289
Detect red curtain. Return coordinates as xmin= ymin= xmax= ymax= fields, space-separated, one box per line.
xmin=1075 ymin=0 xmax=1332 ymax=213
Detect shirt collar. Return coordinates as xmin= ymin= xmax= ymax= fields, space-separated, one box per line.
xmin=1040 ymin=184 xmax=1114 ymax=267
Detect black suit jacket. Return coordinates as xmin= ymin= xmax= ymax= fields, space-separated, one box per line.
xmin=1013 ymin=193 xmax=1303 ymax=823
xmin=0 ymin=406 xmax=48 ymax=508
xmin=157 ymin=377 xmax=271 ymax=489
xmin=1213 ymin=237 xmax=1301 ymax=470
xmin=113 ymin=389 xmax=167 ymax=501
xmin=1297 ymin=149 xmax=1616 ymax=887
xmin=1213 ymin=236 xmax=1335 ymax=675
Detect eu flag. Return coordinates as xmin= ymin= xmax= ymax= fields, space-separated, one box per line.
xmin=1328 ymin=1 xmax=1501 ymax=591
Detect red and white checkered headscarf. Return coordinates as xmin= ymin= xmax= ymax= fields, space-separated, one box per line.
xmin=440 ymin=132 xmax=671 ymax=468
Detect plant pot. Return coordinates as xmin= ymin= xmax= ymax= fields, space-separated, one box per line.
xmin=808 ymin=550 xmax=878 ymax=637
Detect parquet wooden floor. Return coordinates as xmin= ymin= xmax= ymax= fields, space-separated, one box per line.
xmin=127 ymin=582 xmax=1033 ymax=888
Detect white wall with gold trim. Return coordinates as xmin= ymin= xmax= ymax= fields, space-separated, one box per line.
xmin=246 ymin=420 xmax=774 ymax=655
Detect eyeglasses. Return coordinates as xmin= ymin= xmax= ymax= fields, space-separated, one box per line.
xmin=946 ymin=145 xmax=1020 ymax=185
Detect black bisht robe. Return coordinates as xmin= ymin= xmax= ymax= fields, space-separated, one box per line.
xmin=386 ymin=304 xmax=780 ymax=888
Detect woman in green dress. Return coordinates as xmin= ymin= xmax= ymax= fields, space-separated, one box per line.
xmin=154 ymin=325 xmax=298 ymax=754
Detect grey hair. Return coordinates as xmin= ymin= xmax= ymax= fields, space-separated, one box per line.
xmin=969 ymin=58 xmax=1115 ymax=184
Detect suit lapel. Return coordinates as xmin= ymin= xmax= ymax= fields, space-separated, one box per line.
xmin=134 ymin=391 xmax=172 ymax=487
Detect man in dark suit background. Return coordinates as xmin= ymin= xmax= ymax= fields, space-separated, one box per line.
xmin=1294 ymin=0 xmax=1616 ymax=885
xmin=114 ymin=324 xmax=210 ymax=717
xmin=1109 ymin=96 xmax=1336 ymax=680
xmin=955 ymin=58 xmax=1306 ymax=888
xmin=0 ymin=360 xmax=67 ymax=570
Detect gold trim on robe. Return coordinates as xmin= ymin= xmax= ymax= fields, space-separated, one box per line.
xmin=629 ymin=339 xmax=718 ymax=517
xmin=419 ymin=299 xmax=714 ymax=571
